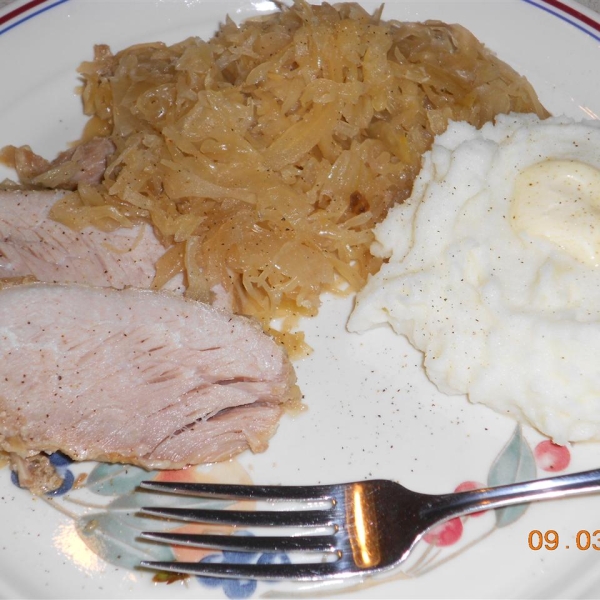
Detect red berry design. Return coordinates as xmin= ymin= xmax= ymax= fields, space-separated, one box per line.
xmin=423 ymin=517 xmax=463 ymax=546
xmin=534 ymin=440 xmax=570 ymax=472
xmin=454 ymin=480 xmax=487 ymax=517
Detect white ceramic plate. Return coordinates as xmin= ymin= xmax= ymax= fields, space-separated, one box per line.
xmin=1 ymin=0 xmax=600 ymax=598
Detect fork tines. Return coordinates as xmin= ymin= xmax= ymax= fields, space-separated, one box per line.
xmin=138 ymin=480 xmax=346 ymax=581
xmin=139 ymin=480 xmax=337 ymax=501
xmin=141 ymin=530 xmax=337 ymax=553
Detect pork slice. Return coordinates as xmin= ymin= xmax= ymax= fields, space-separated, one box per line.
xmin=0 ymin=190 xmax=182 ymax=291
xmin=10 ymin=137 xmax=115 ymax=189
xmin=0 ymin=283 xmax=299 ymax=470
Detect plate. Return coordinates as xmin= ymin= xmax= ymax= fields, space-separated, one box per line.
xmin=1 ymin=0 xmax=600 ymax=598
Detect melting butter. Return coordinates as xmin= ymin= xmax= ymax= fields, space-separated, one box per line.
xmin=511 ymin=159 xmax=600 ymax=267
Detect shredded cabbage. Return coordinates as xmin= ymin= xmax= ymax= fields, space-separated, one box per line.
xmin=5 ymin=0 xmax=549 ymax=355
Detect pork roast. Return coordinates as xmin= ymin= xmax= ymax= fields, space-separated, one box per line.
xmin=7 ymin=137 xmax=114 ymax=189
xmin=0 ymin=190 xmax=180 ymax=290
xmin=0 ymin=283 xmax=299 ymax=471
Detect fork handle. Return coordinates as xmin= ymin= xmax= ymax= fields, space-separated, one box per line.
xmin=424 ymin=467 xmax=600 ymax=522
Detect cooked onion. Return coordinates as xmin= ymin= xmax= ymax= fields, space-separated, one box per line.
xmin=5 ymin=0 xmax=549 ymax=355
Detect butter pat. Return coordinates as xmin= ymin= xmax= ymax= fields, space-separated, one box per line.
xmin=511 ymin=159 xmax=600 ymax=267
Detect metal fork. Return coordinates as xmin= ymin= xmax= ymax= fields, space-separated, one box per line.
xmin=138 ymin=468 xmax=600 ymax=581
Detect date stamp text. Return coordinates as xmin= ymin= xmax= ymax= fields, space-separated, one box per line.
xmin=528 ymin=529 xmax=600 ymax=551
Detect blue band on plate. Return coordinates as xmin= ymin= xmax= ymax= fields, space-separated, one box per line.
xmin=0 ymin=0 xmax=70 ymax=37
xmin=523 ymin=0 xmax=600 ymax=41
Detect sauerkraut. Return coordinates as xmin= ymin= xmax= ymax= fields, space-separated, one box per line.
xmin=3 ymin=0 xmax=549 ymax=354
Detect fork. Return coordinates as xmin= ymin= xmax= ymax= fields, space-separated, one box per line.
xmin=138 ymin=468 xmax=600 ymax=581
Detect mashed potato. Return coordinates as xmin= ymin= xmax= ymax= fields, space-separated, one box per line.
xmin=348 ymin=113 xmax=600 ymax=443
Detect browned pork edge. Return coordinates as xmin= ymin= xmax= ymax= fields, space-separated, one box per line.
xmin=6 ymin=137 xmax=114 ymax=189
xmin=0 ymin=189 xmax=183 ymax=291
xmin=0 ymin=283 xmax=300 ymax=482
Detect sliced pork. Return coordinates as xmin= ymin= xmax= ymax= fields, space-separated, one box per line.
xmin=0 ymin=283 xmax=299 ymax=471
xmin=7 ymin=137 xmax=115 ymax=189
xmin=0 ymin=190 xmax=181 ymax=290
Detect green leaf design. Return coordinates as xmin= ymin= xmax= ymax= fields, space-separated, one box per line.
xmin=84 ymin=463 xmax=157 ymax=496
xmin=487 ymin=424 xmax=536 ymax=528
xmin=75 ymin=511 xmax=174 ymax=570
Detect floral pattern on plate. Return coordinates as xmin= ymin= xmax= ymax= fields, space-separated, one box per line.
xmin=7 ymin=424 xmax=572 ymax=599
